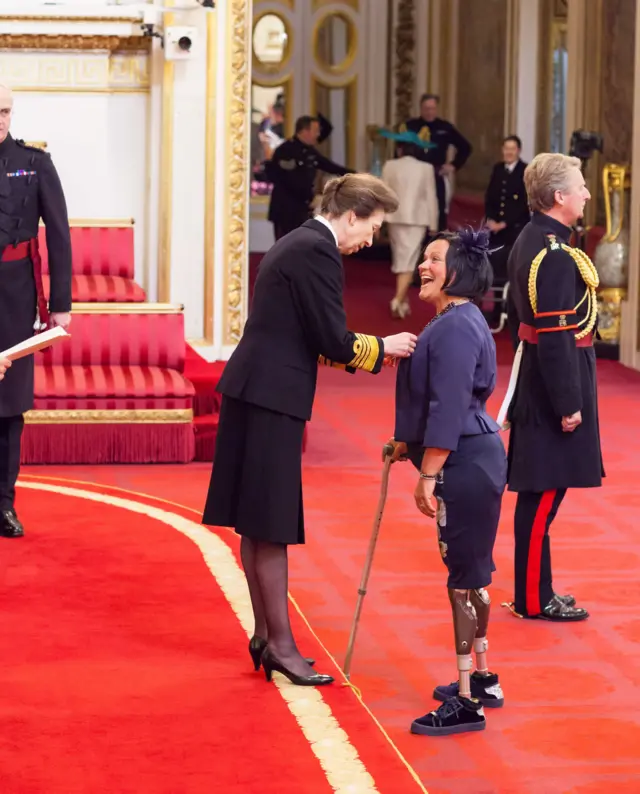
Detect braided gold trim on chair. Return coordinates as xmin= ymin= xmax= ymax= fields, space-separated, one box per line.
xmin=24 ymin=409 xmax=193 ymax=425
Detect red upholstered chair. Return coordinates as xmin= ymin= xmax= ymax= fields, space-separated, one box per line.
xmin=22 ymin=307 xmax=195 ymax=464
xmin=38 ymin=223 xmax=146 ymax=303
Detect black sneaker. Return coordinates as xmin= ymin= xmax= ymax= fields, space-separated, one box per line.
xmin=411 ymin=695 xmax=486 ymax=736
xmin=433 ymin=671 xmax=504 ymax=708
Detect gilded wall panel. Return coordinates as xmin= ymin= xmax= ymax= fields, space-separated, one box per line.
xmin=455 ymin=0 xmax=507 ymax=193
xmin=600 ymin=0 xmax=636 ymax=166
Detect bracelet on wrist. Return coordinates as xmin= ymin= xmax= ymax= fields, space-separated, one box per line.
xmin=419 ymin=472 xmax=437 ymax=481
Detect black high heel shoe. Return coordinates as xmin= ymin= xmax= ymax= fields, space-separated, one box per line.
xmin=249 ymin=637 xmax=316 ymax=671
xmin=261 ymin=647 xmax=334 ymax=687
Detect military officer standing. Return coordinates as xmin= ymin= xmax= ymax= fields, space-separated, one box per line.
xmin=0 ymin=84 xmax=72 ymax=538
xmin=484 ymin=135 xmax=530 ymax=328
xmin=266 ymin=115 xmax=353 ymax=241
xmin=502 ymin=152 xmax=603 ymax=622
xmin=400 ymin=93 xmax=472 ymax=231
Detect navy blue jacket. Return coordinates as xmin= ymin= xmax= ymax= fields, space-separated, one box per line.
xmin=394 ymin=302 xmax=499 ymax=451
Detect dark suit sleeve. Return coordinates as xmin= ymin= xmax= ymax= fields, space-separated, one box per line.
xmin=449 ymin=123 xmax=472 ymax=170
xmin=533 ymin=249 xmax=582 ymax=417
xmin=422 ymin=321 xmax=478 ymax=450
xmin=292 ymin=240 xmax=384 ymax=373
xmin=38 ymin=153 xmax=72 ymax=312
xmin=314 ymin=151 xmax=353 ymax=176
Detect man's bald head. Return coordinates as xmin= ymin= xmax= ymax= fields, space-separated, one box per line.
xmin=0 ymin=83 xmax=13 ymax=144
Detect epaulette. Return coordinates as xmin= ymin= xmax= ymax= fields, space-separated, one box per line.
xmin=14 ymin=139 xmax=48 ymax=155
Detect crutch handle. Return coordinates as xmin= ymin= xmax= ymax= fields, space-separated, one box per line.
xmin=382 ymin=441 xmax=395 ymax=461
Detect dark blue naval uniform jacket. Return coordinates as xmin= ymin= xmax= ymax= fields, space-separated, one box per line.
xmin=394 ymin=301 xmax=500 ymax=451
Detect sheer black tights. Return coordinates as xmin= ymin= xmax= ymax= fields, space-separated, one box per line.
xmin=240 ymin=537 xmax=312 ymax=676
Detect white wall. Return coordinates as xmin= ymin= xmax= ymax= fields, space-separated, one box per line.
xmin=10 ymin=87 xmax=148 ymax=286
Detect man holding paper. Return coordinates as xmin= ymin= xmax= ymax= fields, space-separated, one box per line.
xmin=0 ymin=84 xmax=72 ymax=538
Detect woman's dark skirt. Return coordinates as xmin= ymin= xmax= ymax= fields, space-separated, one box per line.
xmin=202 ymin=395 xmax=306 ymax=545
xmin=408 ymin=433 xmax=507 ymax=589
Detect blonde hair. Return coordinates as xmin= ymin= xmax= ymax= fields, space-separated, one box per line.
xmin=320 ymin=173 xmax=399 ymax=218
xmin=524 ymin=153 xmax=582 ymax=212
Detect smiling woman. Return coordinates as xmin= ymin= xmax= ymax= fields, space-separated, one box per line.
xmin=389 ymin=227 xmax=508 ymax=737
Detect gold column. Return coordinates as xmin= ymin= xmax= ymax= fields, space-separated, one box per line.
xmin=621 ymin=0 xmax=640 ymax=367
xmin=504 ymin=0 xmax=520 ymax=136
xmin=565 ymin=0 xmax=603 ymax=225
xmin=204 ymin=10 xmax=217 ymax=344
xmin=157 ymin=1 xmax=175 ymax=304
xmin=427 ymin=0 xmax=458 ymax=122
xmin=223 ymin=0 xmax=252 ymax=346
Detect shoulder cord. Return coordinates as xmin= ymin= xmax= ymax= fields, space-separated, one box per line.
xmin=528 ymin=244 xmax=599 ymax=340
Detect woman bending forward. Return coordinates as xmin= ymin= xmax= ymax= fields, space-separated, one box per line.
xmin=390 ymin=228 xmax=507 ymax=736
xmin=203 ymin=174 xmax=417 ymax=687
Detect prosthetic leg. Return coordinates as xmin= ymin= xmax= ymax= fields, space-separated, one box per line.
xmin=469 ymin=587 xmax=491 ymax=674
xmin=430 ymin=587 xmax=505 ymax=710
xmin=410 ymin=590 xmax=488 ymax=735
xmin=449 ymin=589 xmax=477 ymax=698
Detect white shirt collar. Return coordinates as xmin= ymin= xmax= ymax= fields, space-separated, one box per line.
xmin=314 ymin=215 xmax=338 ymax=246
xmin=505 ymin=161 xmax=518 ymax=173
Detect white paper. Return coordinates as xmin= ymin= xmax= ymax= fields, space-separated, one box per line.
xmin=0 ymin=326 xmax=70 ymax=362
xmin=496 ymin=341 xmax=523 ymax=430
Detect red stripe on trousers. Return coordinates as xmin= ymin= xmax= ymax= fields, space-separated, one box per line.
xmin=526 ymin=490 xmax=556 ymax=616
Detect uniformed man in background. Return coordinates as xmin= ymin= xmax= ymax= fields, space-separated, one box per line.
xmin=0 ymin=83 xmax=72 ymax=538
xmin=266 ymin=115 xmax=353 ymax=241
xmin=503 ymin=152 xmax=603 ymax=622
xmin=400 ymin=93 xmax=472 ymax=231
xmin=484 ymin=135 xmax=530 ymax=328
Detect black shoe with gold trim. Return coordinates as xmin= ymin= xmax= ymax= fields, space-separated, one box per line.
xmin=0 ymin=509 xmax=24 ymax=538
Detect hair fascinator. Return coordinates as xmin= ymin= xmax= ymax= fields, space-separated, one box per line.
xmin=457 ymin=226 xmax=503 ymax=265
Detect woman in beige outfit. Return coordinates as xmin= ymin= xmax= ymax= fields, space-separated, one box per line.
xmin=381 ymin=131 xmax=439 ymax=318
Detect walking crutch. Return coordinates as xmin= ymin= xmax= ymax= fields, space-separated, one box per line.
xmin=344 ymin=441 xmax=396 ymax=680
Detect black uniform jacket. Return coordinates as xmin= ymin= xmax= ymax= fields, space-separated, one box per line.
xmin=0 ymin=135 xmax=72 ymax=416
xmin=399 ymin=117 xmax=472 ymax=170
xmin=506 ymin=212 xmax=604 ymax=492
xmin=485 ymin=159 xmax=530 ymax=245
xmin=217 ymin=219 xmax=385 ymax=422
xmin=266 ymin=137 xmax=351 ymax=227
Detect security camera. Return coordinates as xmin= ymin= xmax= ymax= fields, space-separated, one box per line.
xmin=164 ymin=26 xmax=199 ymax=60
xmin=196 ymin=0 xmax=215 ymax=7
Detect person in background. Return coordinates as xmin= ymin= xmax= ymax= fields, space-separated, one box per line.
xmin=400 ymin=93 xmax=472 ymax=231
xmin=381 ymin=130 xmax=439 ymax=319
xmin=203 ymin=174 xmax=417 ymax=687
xmin=0 ymin=83 xmax=72 ymax=539
xmin=266 ymin=115 xmax=351 ymax=241
xmin=389 ymin=228 xmax=507 ymax=736
xmin=503 ymin=152 xmax=603 ymax=622
xmin=484 ymin=135 xmax=530 ymax=328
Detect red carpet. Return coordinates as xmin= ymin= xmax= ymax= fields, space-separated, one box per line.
xmin=2 ymin=479 xmax=427 ymax=793
xmin=14 ymin=257 xmax=640 ymax=793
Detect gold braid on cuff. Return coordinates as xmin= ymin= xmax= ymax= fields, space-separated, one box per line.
xmin=347 ymin=333 xmax=380 ymax=372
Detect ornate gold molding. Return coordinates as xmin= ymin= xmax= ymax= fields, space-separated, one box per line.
xmin=2 ymin=52 xmax=150 ymax=93
xmin=394 ymin=0 xmax=415 ymax=125
xmin=204 ymin=10 xmax=217 ymax=344
xmin=0 ymin=34 xmax=150 ymax=52
xmin=312 ymin=0 xmax=359 ymax=10
xmin=224 ymin=0 xmax=251 ymax=345
xmin=71 ymin=302 xmax=183 ymax=315
xmin=24 ymin=409 xmax=193 ymax=424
